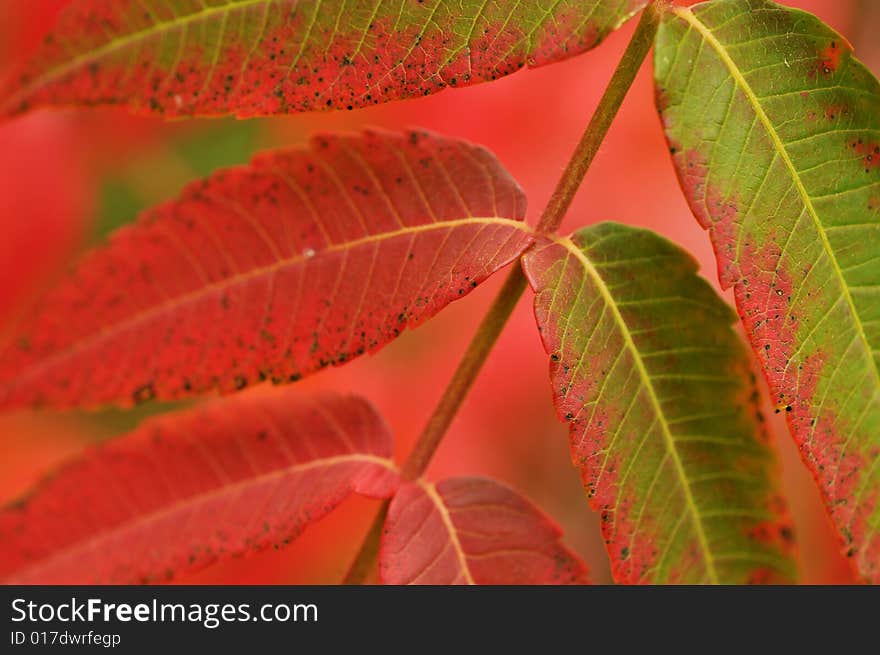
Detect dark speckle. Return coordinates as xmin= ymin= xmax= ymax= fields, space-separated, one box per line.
xmin=132 ymin=383 xmax=155 ymax=405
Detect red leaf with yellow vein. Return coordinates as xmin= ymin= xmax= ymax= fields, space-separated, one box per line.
xmin=380 ymin=477 xmax=588 ymax=585
xmin=0 ymin=129 xmax=532 ymax=409
xmin=0 ymin=0 xmax=646 ymax=119
xmin=0 ymin=390 xmax=398 ymax=584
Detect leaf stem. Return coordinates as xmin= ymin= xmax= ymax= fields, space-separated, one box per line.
xmin=342 ymin=502 xmax=388 ymax=585
xmin=341 ymin=267 xmax=527 ymax=584
xmin=537 ymin=2 xmax=664 ymax=233
xmin=342 ymin=1 xmax=663 ymax=585
xmin=400 ymin=267 xmax=529 ymax=480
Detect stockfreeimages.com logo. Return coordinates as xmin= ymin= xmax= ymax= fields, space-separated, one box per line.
xmin=11 ymin=597 xmax=318 ymax=630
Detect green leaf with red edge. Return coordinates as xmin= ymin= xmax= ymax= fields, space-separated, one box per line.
xmin=522 ymin=222 xmax=796 ymax=584
xmin=379 ymin=476 xmax=588 ymax=584
xmin=0 ymin=390 xmax=398 ymax=584
xmin=0 ymin=0 xmax=647 ymax=120
xmin=654 ymin=0 xmax=880 ymax=582
xmin=0 ymin=128 xmax=532 ymax=410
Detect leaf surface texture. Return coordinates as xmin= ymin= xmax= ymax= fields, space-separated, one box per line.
xmin=0 ymin=391 xmax=397 ymax=584
xmin=380 ymin=476 xmax=588 ymax=584
xmin=523 ymin=222 xmax=796 ymax=584
xmin=0 ymin=129 xmax=532 ymax=409
xmin=655 ymin=0 xmax=880 ymax=580
xmin=1 ymin=0 xmax=645 ymax=118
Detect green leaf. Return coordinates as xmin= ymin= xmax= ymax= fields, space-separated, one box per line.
xmin=1 ymin=0 xmax=646 ymax=119
xmin=522 ymin=222 xmax=796 ymax=584
xmin=654 ymin=0 xmax=880 ymax=581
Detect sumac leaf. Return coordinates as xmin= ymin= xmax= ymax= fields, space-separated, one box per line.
xmin=380 ymin=477 xmax=588 ymax=585
xmin=0 ymin=129 xmax=532 ymax=410
xmin=522 ymin=222 xmax=796 ymax=584
xmin=0 ymin=0 xmax=647 ymax=119
xmin=655 ymin=0 xmax=880 ymax=581
xmin=0 ymin=391 xmax=398 ymax=584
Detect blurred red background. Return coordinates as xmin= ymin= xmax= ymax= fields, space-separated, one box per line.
xmin=0 ymin=0 xmax=875 ymax=584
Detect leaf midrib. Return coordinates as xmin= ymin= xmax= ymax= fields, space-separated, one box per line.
xmin=419 ymin=479 xmax=476 ymax=585
xmin=557 ymin=235 xmax=720 ymax=584
xmin=11 ymin=217 xmax=532 ymax=387
xmin=5 ymin=0 xmax=268 ymax=108
xmin=8 ymin=453 xmax=397 ymax=583
xmin=675 ymin=6 xmax=880 ymax=394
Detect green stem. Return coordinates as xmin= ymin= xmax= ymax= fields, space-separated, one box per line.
xmin=342 ymin=1 xmax=663 ymax=585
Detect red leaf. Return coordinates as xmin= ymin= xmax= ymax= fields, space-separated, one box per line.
xmin=0 ymin=390 xmax=398 ymax=584
xmin=0 ymin=0 xmax=646 ymax=119
xmin=380 ymin=477 xmax=588 ymax=585
xmin=0 ymin=129 xmax=532 ymax=409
